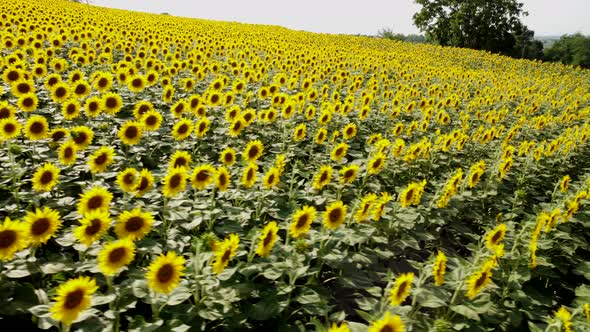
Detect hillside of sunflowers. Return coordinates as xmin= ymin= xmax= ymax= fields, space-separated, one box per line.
xmin=1 ymin=0 xmax=590 ymax=331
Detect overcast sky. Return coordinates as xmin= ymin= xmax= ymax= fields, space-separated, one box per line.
xmin=91 ymin=0 xmax=589 ymax=37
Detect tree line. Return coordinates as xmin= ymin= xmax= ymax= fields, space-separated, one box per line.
xmin=379 ymin=0 xmax=590 ymax=69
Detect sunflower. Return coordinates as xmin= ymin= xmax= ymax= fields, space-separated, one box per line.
xmin=32 ymin=162 xmax=60 ymax=192
xmin=342 ymin=123 xmax=357 ymax=140
xmin=72 ymin=80 xmax=91 ymax=98
xmin=169 ymin=150 xmax=192 ymax=171
xmin=61 ymin=99 xmax=81 ymax=120
xmin=73 ymin=210 xmax=111 ymax=246
xmin=0 ymin=118 xmax=21 ymax=141
xmin=293 ymin=123 xmax=306 ymax=142
xmin=368 ymin=312 xmax=404 ymax=332
xmin=256 ymin=221 xmax=279 ymax=257
xmin=18 ymin=93 xmax=39 ymax=112
xmin=24 ymin=207 xmax=62 ymax=246
xmin=133 ymin=101 xmax=154 ymax=119
xmin=98 ymin=238 xmax=136 ymax=276
xmin=93 ymin=72 xmax=113 ymax=92
xmin=195 ymin=117 xmax=210 ymax=138
xmin=241 ymin=109 xmax=257 ymax=125
xmin=314 ymin=128 xmax=328 ymax=145
xmin=191 ymin=164 xmax=216 ymax=190
xmin=162 ymin=169 xmax=188 ymax=198
xmin=262 ymin=167 xmax=280 ymax=189
xmin=162 ymin=85 xmax=175 ymax=103
xmin=466 ymin=261 xmax=494 ymax=299
xmin=87 ymin=146 xmax=115 ymax=173
xmin=220 ymin=147 xmax=237 ymax=166
xmin=485 ymin=223 xmax=507 ymax=250
xmin=0 ymin=102 xmax=17 ymax=120
xmin=399 ymin=180 xmax=427 ymax=208
xmin=330 ymin=142 xmax=349 ymax=161
xmin=313 ymin=165 xmax=333 ymax=190
xmin=132 ymin=169 xmax=154 ymax=197
xmin=367 ymin=152 xmax=386 ymax=175
xmin=241 ymin=163 xmax=258 ymax=188
xmin=289 ymin=205 xmax=317 ymax=238
xmin=0 ymin=217 xmax=29 ymax=261
xmin=118 ymin=121 xmax=143 ymax=145
xmin=84 ymin=96 xmax=102 ymax=118
xmin=559 ymin=175 xmax=571 ymax=192
xmin=242 ymin=140 xmax=264 ymax=163
xmin=274 ymin=154 xmax=287 ymax=175
xmin=24 ymin=115 xmax=49 ymax=140
xmin=146 ymin=251 xmax=186 ymax=293
xmin=102 ymin=92 xmax=123 ymax=115
xmin=50 ymin=276 xmax=98 ymax=324
xmin=228 ymin=118 xmax=246 ymax=137
xmin=389 ymin=272 xmax=414 ymax=306
xmin=433 ymin=250 xmax=447 ymax=286
xmin=371 ymin=192 xmax=393 ymax=221
xmin=49 ymin=127 xmax=69 ymax=142
xmin=207 ymin=90 xmax=222 ymax=106
xmin=141 ymin=110 xmax=163 ymax=131
xmin=354 ymin=193 xmax=378 ymax=222
xmin=215 ymin=166 xmax=231 ymax=192
xmin=77 ymin=186 xmax=113 ymax=216
xmin=127 ymin=75 xmax=146 ymax=93
xmin=11 ymin=79 xmax=35 ymax=97
xmin=116 ymin=168 xmax=139 ymax=193
xmin=171 ymin=118 xmax=193 ymax=141
xmin=70 ymin=126 xmax=94 ymax=150
xmin=58 ymin=140 xmax=78 ymax=165
xmin=554 ymin=307 xmax=572 ymax=332
xmin=212 ymin=234 xmax=240 ymax=274
xmin=115 ymin=207 xmax=154 ymax=241
xmin=323 ymin=201 xmax=347 ymax=230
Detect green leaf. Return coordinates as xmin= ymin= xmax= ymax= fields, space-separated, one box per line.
xmin=450 ymin=304 xmax=480 ymax=321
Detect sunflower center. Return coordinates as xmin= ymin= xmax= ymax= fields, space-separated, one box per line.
xmin=64 ymin=147 xmax=74 ymax=158
xmin=4 ymin=123 xmax=16 ymax=134
xmin=137 ymin=177 xmax=149 ymax=191
xmin=123 ymin=173 xmax=135 ymax=185
xmin=52 ymin=131 xmax=66 ymax=141
xmin=88 ymin=102 xmax=99 ymax=112
xmin=67 ymin=104 xmax=77 ymax=114
xmin=174 ymin=158 xmax=187 ymax=168
xmin=0 ymin=230 xmax=17 ymax=249
xmin=108 ymin=247 xmax=127 ymax=263
xmin=125 ymin=216 xmax=144 ymax=232
xmin=329 ymin=208 xmax=342 ymax=222
xmin=7 ymin=71 xmax=19 ymax=81
xmin=17 ymin=83 xmax=31 ymax=94
xmin=490 ymin=231 xmax=502 ymax=245
xmin=0 ymin=108 xmax=10 ymax=119
xmin=295 ymin=214 xmax=309 ymax=228
xmin=177 ymin=124 xmax=188 ymax=135
xmin=218 ymin=174 xmax=227 ymax=186
xmin=335 ymin=148 xmax=343 ymax=156
xmin=372 ymin=159 xmax=382 ymax=169
xmin=87 ymin=196 xmax=104 ymax=210
xmin=75 ymin=84 xmax=86 ymax=95
xmin=73 ymin=132 xmax=88 ymax=144
xmin=23 ymin=97 xmax=34 ymax=108
xmin=125 ymin=126 xmax=138 ymax=139
xmin=397 ymin=281 xmax=408 ymax=296
xmin=248 ymin=147 xmax=259 ymax=159
xmin=85 ymin=218 xmax=102 ymax=236
xmin=246 ymin=169 xmax=254 ymax=181
xmin=98 ymin=78 xmax=108 ymax=88
xmin=267 ymin=174 xmax=275 ymax=184
xmin=319 ymin=172 xmax=328 ymax=183
xmin=40 ymin=170 xmax=53 ymax=184
xmin=106 ymin=97 xmax=117 ymax=109
xmin=344 ymin=170 xmax=354 ymax=178
xmin=30 ymin=121 xmax=45 ymax=134
xmin=157 ymin=263 xmax=174 ymax=283
xmin=145 ymin=115 xmax=157 ymax=126
xmin=474 ymin=271 xmax=488 ymax=288
xmin=169 ymin=174 xmax=181 ymax=188
xmin=198 ymin=122 xmax=206 ymax=132
xmin=132 ymin=78 xmax=142 ymax=88
xmin=224 ymin=154 xmax=233 ymax=163
xmin=31 ymin=218 xmax=50 ymax=236
xmin=94 ymin=153 xmax=107 ymax=165
xmin=64 ymin=289 xmax=85 ymax=309
xmin=196 ymin=170 xmax=209 ymax=182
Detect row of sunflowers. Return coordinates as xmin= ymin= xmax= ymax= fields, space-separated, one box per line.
xmin=1 ymin=0 xmax=590 ymax=331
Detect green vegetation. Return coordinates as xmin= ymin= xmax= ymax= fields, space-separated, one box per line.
xmin=545 ymin=34 xmax=590 ymax=69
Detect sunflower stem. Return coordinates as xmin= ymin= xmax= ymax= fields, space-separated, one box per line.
xmin=151 ymin=292 xmax=160 ymax=320
xmin=207 ymin=188 xmax=217 ymax=231
xmin=61 ymin=323 xmax=70 ymax=332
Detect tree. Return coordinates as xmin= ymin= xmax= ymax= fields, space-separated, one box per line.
xmin=413 ymin=0 xmax=529 ymax=54
xmin=545 ymin=34 xmax=590 ymax=69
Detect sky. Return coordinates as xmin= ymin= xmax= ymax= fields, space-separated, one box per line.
xmin=90 ymin=0 xmax=590 ymax=37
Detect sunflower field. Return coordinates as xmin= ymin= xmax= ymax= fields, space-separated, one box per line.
xmin=1 ymin=0 xmax=590 ymax=331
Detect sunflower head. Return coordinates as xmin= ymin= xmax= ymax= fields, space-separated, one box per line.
xmin=256 ymin=221 xmax=279 ymax=258
xmin=98 ymin=238 xmax=136 ymax=276
xmin=50 ymin=276 xmax=98 ymax=324
xmin=289 ymin=205 xmax=317 ymax=238
xmin=147 ymin=252 xmax=186 ymax=294
xmin=24 ymin=207 xmax=62 ymax=246
xmin=73 ymin=210 xmax=111 ymax=246
xmin=0 ymin=217 xmax=29 ymax=261
xmin=323 ymin=201 xmax=347 ymax=230
xmin=115 ymin=207 xmax=154 ymax=241
xmin=32 ymin=162 xmax=60 ymax=192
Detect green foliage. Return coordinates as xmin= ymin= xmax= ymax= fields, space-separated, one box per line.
xmin=412 ymin=0 xmax=529 ymax=54
xmin=544 ymin=34 xmax=590 ymax=69
xmin=377 ymin=28 xmax=427 ymax=44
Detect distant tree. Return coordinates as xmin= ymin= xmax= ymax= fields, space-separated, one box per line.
xmin=377 ymin=28 xmax=427 ymax=44
xmin=545 ymin=34 xmax=590 ymax=69
xmin=412 ymin=0 xmax=529 ymax=54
